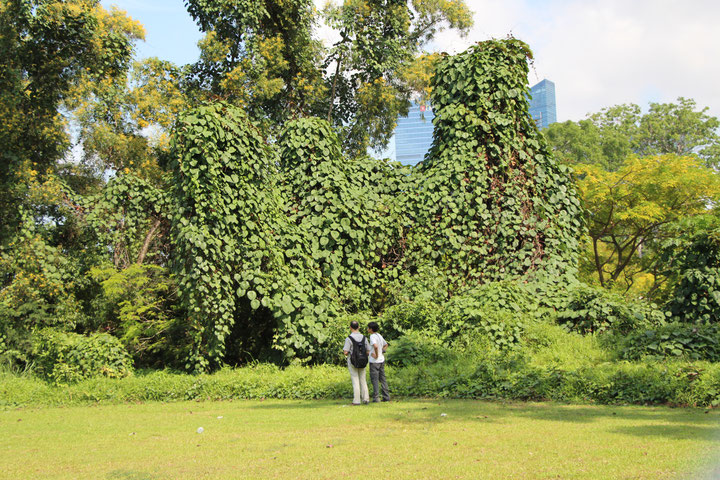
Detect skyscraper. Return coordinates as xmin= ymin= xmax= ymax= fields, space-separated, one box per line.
xmin=391 ymin=80 xmax=557 ymax=164
xmin=528 ymin=79 xmax=557 ymax=130
xmin=394 ymin=102 xmax=435 ymax=165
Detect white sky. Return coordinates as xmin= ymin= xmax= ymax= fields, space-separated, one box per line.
xmin=428 ymin=0 xmax=720 ymax=121
xmin=104 ymin=0 xmax=720 ymax=122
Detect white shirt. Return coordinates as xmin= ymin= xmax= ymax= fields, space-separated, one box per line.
xmin=369 ymin=332 xmax=387 ymax=364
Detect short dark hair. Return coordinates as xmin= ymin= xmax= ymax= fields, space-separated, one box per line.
xmin=350 ymin=320 xmax=359 ymax=330
xmin=367 ymin=321 xmax=379 ymax=332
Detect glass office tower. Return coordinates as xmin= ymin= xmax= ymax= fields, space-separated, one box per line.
xmin=528 ymin=79 xmax=557 ymax=130
xmin=394 ymin=103 xmax=435 ymax=166
xmin=392 ymin=80 xmax=556 ymax=164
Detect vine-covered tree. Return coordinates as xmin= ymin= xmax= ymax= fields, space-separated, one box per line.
xmin=409 ymin=39 xmax=583 ymax=287
xmin=170 ymin=38 xmax=583 ymax=370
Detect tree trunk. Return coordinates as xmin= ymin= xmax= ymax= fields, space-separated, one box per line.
xmin=327 ymin=55 xmax=343 ymax=122
xmin=137 ymin=218 xmax=162 ymax=265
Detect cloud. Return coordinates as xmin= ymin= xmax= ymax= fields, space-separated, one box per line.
xmin=431 ymin=0 xmax=720 ymax=121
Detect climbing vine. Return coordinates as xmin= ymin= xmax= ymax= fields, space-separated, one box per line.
xmin=169 ymin=39 xmax=584 ymax=370
xmin=408 ymin=39 xmax=583 ymax=287
xmin=278 ymin=118 xmax=409 ymax=311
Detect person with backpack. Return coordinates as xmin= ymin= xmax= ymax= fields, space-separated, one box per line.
xmin=343 ymin=320 xmax=371 ymax=405
xmin=367 ymin=321 xmax=390 ymax=402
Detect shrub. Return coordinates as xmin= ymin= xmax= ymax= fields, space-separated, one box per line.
xmin=663 ymin=228 xmax=720 ymax=323
xmin=619 ymin=322 xmax=720 ymax=362
xmin=89 ymin=264 xmax=189 ymax=369
xmin=557 ymin=284 xmax=663 ymax=335
xmin=384 ymin=331 xmax=454 ymax=367
xmin=441 ymin=294 xmax=525 ymax=351
xmin=381 ymin=299 xmax=441 ymax=339
xmin=522 ymin=321 xmax=614 ymax=369
xmin=33 ymin=329 xmax=134 ymax=384
xmin=4 ymin=359 xmax=720 ymax=407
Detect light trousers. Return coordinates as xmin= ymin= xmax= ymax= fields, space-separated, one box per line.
xmin=348 ymin=364 xmax=369 ymax=404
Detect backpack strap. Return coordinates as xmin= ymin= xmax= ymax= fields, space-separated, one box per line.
xmin=348 ymin=335 xmax=365 ymax=348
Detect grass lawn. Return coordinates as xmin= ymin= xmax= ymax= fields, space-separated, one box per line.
xmin=2 ymin=399 xmax=719 ymax=479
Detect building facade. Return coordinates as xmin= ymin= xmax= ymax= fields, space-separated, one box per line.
xmin=394 ymin=102 xmax=435 ymax=166
xmin=392 ymin=80 xmax=556 ymax=164
xmin=528 ymin=79 xmax=557 ymax=130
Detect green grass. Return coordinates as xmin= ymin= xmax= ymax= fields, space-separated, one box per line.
xmin=2 ymin=399 xmax=719 ymax=479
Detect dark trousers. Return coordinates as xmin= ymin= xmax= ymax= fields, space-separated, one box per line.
xmin=369 ymin=362 xmax=390 ymax=401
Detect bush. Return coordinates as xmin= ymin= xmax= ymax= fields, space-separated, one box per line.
xmin=381 ymin=299 xmax=441 ymax=339
xmin=663 ymin=228 xmax=720 ymax=323
xmin=384 ymin=331 xmax=455 ymax=367
xmin=522 ymin=321 xmax=614 ymax=369
xmin=89 ymin=264 xmax=189 ymax=369
xmin=441 ymin=294 xmax=525 ymax=351
xmin=33 ymin=329 xmax=134 ymax=384
xmin=557 ymin=284 xmax=663 ymax=335
xmin=619 ymin=322 xmax=720 ymax=362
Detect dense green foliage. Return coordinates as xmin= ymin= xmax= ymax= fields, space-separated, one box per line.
xmin=556 ymin=284 xmax=665 ymax=335
xmin=167 ymin=39 xmax=585 ymax=370
xmin=1 ymin=0 xmax=719 ymax=391
xmin=663 ymin=228 xmax=720 ymax=323
xmin=33 ymin=329 xmax=133 ymax=384
xmin=411 ymin=41 xmax=583 ymax=285
xmin=620 ymin=323 xmax=720 ymax=362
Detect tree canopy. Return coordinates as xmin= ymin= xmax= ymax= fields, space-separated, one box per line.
xmin=545 ymin=98 xmax=720 ymax=171
xmin=0 ymin=0 xmax=144 ymax=241
xmin=576 ymin=154 xmax=720 ymax=292
xmin=182 ymin=0 xmax=473 ymax=155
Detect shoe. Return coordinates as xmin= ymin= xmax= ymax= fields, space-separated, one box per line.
xmin=372 ymin=399 xmax=380 ymax=403
xmin=351 ymin=403 xmax=361 ymax=406
xmin=362 ymin=400 xmax=369 ymax=405
xmin=382 ymin=399 xmax=391 ymax=402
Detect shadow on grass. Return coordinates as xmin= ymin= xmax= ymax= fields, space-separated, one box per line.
xmin=350 ymin=399 xmax=720 ymax=439
xmin=610 ymin=424 xmax=720 ymax=440
xmin=243 ymin=399 xmax=346 ymax=410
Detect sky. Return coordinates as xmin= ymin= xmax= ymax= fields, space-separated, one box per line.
xmin=101 ymin=0 xmax=720 ymax=122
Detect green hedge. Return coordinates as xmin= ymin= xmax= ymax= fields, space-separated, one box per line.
xmin=33 ymin=329 xmax=134 ymax=384
xmin=619 ymin=322 xmax=720 ymax=361
xmin=2 ymin=360 xmax=720 ymax=408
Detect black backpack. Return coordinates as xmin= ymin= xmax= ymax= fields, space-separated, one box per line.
xmin=348 ymin=335 xmax=369 ymax=368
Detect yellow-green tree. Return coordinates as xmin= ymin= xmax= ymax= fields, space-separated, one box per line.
xmin=0 ymin=0 xmax=144 ymax=241
xmin=576 ymin=154 xmax=720 ymax=293
xmin=68 ymin=57 xmax=189 ymax=182
xmin=182 ymin=0 xmax=473 ymax=155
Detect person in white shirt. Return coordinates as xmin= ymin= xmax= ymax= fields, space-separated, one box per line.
xmin=367 ymin=321 xmax=390 ymax=402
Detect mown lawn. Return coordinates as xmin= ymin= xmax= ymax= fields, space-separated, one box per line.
xmin=2 ymin=399 xmax=719 ymax=479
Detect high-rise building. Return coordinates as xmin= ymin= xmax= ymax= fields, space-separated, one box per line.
xmin=528 ymin=79 xmax=557 ymax=130
xmin=394 ymin=102 xmax=435 ymax=165
xmin=391 ymin=80 xmax=557 ymax=164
